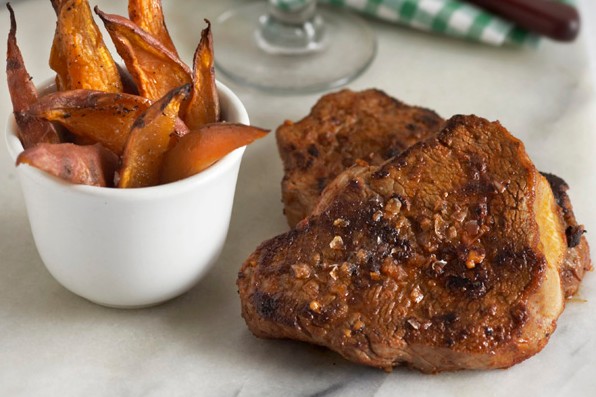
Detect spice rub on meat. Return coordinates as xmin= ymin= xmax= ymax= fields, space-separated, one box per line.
xmin=276 ymin=89 xmax=444 ymax=227
xmin=239 ymin=115 xmax=591 ymax=373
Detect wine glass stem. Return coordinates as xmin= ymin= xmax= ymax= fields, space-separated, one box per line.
xmin=258 ymin=0 xmax=325 ymax=55
xmin=269 ymin=0 xmax=316 ymax=23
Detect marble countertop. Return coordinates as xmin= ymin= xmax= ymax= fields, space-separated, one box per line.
xmin=1 ymin=1 xmax=595 ymax=395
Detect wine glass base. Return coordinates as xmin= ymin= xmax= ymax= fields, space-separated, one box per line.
xmin=213 ymin=3 xmax=376 ymax=94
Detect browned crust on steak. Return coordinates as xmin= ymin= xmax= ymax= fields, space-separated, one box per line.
xmin=240 ymin=115 xmax=583 ymax=373
xmin=277 ymin=89 xmax=444 ymax=227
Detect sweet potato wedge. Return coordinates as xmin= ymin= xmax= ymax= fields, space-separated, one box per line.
xmin=118 ymin=84 xmax=191 ymax=188
xmin=6 ymin=3 xmax=60 ymax=149
xmin=128 ymin=0 xmax=178 ymax=56
xmin=95 ymin=7 xmax=191 ymax=101
xmin=182 ymin=20 xmax=220 ymax=130
xmin=160 ymin=123 xmax=268 ymax=184
xmin=17 ymin=143 xmax=119 ymax=187
xmin=50 ymin=0 xmax=122 ymax=92
xmin=28 ymin=90 xmax=152 ymax=155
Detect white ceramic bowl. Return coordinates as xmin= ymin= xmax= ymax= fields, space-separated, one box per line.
xmin=5 ymin=81 xmax=249 ymax=308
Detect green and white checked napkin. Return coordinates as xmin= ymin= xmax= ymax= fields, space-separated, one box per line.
xmin=271 ymin=0 xmax=574 ymax=46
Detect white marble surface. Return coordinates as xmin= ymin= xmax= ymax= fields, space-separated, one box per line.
xmin=1 ymin=0 xmax=595 ymax=395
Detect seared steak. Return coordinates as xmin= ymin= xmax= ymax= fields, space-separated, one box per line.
xmin=239 ymin=115 xmax=591 ymax=372
xmin=277 ymin=89 xmax=444 ymax=227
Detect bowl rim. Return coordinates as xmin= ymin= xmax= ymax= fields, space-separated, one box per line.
xmin=5 ymin=79 xmax=250 ymax=200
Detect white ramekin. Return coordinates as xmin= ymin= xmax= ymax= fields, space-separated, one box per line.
xmin=5 ymin=80 xmax=249 ymax=308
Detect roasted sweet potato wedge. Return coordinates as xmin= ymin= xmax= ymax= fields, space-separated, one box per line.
xmin=128 ymin=0 xmax=178 ymax=56
xmin=118 ymin=84 xmax=191 ymax=188
xmin=160 ymin=123 xmax=268 ymax=184
xmin=95 ymin=7 xmax=191 ymax=101
xmin=28 ymin=90 xmax=152 ymax=155
xmin=182 ymin=20 xmax=220 ymax=130
xmin=6 ymin=3 xmax=60 ymax=149
xmin=50 ymin=0 xmax=122 ymax=92
xmin=17 ymin=143 xmax=119 ymax=187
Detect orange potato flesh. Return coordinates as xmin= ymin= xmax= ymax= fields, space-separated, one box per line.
xmin=49 ymin=0 xmax=67 ymax=90
xmin=95 ymin=7 xmax=191 ymax=101
xmin=49 ymin=0 xmax=122 ymax=93
xmin=6 ymin=3 xmax=60 ymax=148
xmin=128 ymin=0 xmax=178 ymax=56
xmin=28 ymin=90 xmax=152 ymax=155
xmin=49 ymin=35 xmax=67 ymax=91
xmin=182 ymin=20 xmax=220 ymax=130
xmin=49 ymin=1 xmax=66 ymax=89
xmin=118 ymin=84 xmax=191 ymax=188
xmin=160 ymin=123 xmax=269 ymax=184
xmin=17 ymin=143 xmax=119 ymax=187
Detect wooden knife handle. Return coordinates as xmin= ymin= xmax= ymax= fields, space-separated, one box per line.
xmin=467 ymin=0 xmax=580 ymax=41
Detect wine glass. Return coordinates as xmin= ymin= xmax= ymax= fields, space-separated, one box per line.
xmin=213 ymin=0 xmax=376 ymax=93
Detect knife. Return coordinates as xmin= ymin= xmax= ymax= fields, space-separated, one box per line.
xmin=466 ymin=0 xmax=580 ymax=41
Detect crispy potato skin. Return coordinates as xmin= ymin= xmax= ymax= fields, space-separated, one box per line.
xmin=128 ymin=0 xmax=178 ymax=56
xmin=182 ymin=20 xmax=220 ymax=130
xmin=11 ymin=112 xmax=61 ymax=150
xmin=50 ymin=0 xmax=122 ymax=92
xmin=6 ymin=3 xmax=60 ymax=148
xmin=118 ymin=84 xmax=191 ymax=188
xmin=17 ymin=143 xmax=119 ymax=187
xmin=160 ymin=123 xmax=268 ymax=184
xmin=8 ymin=2 xmax=260 ymax=189
xmin=96 ymin=7 xmax=191 ymax=101
xmin=28 ymin=90 xmax=152 ymax=155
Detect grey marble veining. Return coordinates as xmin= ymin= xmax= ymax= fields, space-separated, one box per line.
xmin=0 ymin=1 xmax=595 ymax=396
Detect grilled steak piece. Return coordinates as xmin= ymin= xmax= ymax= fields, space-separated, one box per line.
xmin=277 ymin=89 xmax=444 ymax=227
xmin=239 ymin=115 xmax=591 ymax=373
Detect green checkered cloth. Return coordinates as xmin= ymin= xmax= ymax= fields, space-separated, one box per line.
xmin=271 ymin=0 xmax=574 ymax=46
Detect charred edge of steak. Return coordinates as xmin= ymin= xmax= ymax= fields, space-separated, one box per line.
xmin=541 ymin=172 xmax=587 ymax=248
xmin=541 ymin=172 xmax=569 ymax=209
xmin=566 ymin=225 xmax=587 ymax=249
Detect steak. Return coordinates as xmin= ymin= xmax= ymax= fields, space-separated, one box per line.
xmin=277 ymin=89 xmax=444 ymax=227
xmin=239 ymin=115 xmax=591 ymax=372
